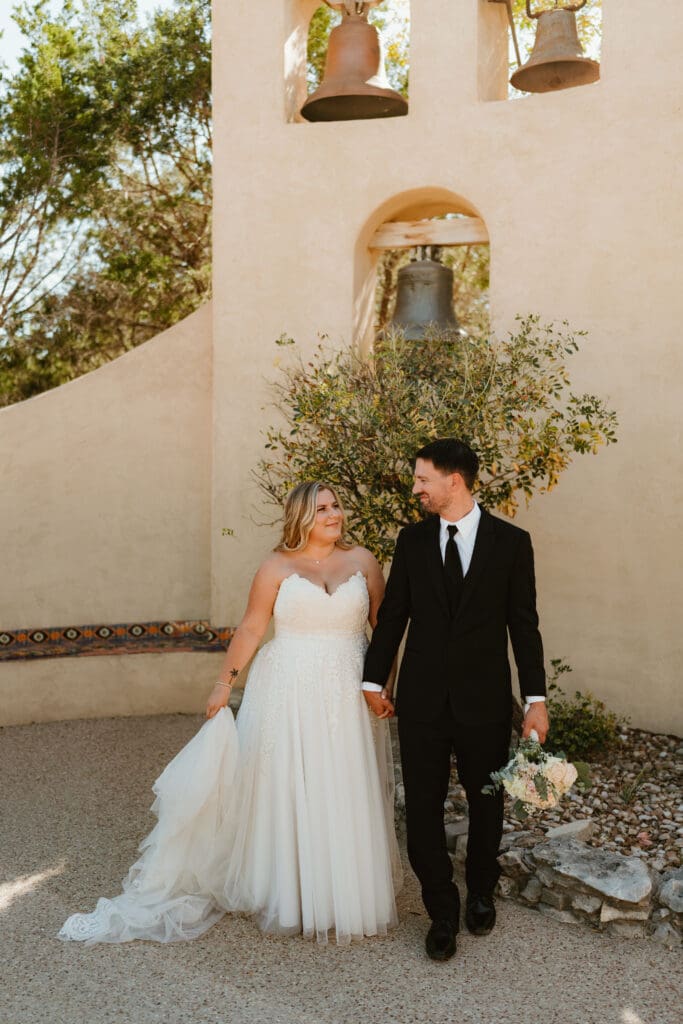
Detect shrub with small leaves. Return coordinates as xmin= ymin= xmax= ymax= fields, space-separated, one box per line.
xmin=258 ymin=316 xmax=618 ymax=563
xmin=545 ymin=659 xmax=626 ymax=762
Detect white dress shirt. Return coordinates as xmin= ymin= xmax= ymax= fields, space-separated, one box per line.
xmin=363 ymin=502 xmax=545 ymax=707
xmin=439 ymin=501 xmax=480 ymax=575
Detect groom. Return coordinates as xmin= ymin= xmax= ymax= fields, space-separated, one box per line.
xmin=363 ymin=439 xmax=549 ymax=961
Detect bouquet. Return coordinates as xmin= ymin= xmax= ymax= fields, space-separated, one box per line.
xmin=483 ymin=731 xmax=588 ymax=818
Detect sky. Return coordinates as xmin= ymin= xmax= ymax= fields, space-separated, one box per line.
xmin=0 ymin=0 xmax=175 ymax=72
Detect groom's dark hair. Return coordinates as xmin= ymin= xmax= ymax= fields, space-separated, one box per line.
xmin=415 ymin=439 xmax=479 ymax=490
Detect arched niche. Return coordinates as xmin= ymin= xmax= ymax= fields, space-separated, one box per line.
xmin=353 ymin=187 xmax=491 ymax=352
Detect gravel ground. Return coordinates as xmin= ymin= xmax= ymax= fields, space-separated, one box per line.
xmin=445 ymin=726 xmax=683 ymax=870
xmin=1 ymin=713 xmax=682 ymax=1024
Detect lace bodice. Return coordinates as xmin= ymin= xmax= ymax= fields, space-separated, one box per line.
xmin=273 ymin=571 xmax=369 ymax=638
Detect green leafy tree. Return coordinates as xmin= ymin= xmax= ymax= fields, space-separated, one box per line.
xmin=0 ymin=0 xmax=122 ymax=346
xmin=0 ymin=0 xmax=211 ymax=406
xmin=258 ymin=317 xmax=618 ymax=563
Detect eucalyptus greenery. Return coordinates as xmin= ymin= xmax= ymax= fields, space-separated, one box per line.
xmin=257 ymin=316 xmax=618 ymax=563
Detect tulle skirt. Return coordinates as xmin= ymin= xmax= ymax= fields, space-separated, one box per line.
xmin=58 ymin=633 xmax=401 ymax=946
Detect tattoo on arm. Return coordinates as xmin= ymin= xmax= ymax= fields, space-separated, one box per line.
xmin=229 ymin=668 xmax=239 ymax=682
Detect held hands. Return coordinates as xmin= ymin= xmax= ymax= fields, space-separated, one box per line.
xmin=521 ymin=701 xmax=550 ymax=743
xmin=363 ymin=688 xmax=395 ymax=720
xmin=206 ymin=682 xmax=231 ymax=719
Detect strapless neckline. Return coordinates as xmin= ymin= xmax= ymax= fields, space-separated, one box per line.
xmin=279 ymin=570 xmax=366 ymax=599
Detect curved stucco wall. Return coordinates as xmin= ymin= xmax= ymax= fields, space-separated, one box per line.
xmin=0 ymin=303 xmax=219 ymax=724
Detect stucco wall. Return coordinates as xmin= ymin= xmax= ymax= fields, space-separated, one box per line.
xmin=0 ymin=304 xmax=215 ymax=724
xmin=212 ymin=0 xmax=682 ymax=735
xmin=0 ymin=652 xmax=224 ymax=727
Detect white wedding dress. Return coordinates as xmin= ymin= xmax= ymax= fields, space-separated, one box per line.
xmin=58 ymin=570 xmax=401 ymax=946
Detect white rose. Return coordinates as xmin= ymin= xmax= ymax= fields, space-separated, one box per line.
xmin=545 ymin=759 xmax=578 ymax=794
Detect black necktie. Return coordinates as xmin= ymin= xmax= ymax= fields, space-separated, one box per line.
xmin=444 ymin=524 xmax=463 ymax=613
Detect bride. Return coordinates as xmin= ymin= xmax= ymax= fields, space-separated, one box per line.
xmin=59 ymin=482 xmax=402 ymax=946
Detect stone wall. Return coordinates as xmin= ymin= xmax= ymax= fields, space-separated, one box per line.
xmin=495 ymin=834 xmax=682 ymax=948
xmin=436 ymin=813 xmax=683 ymax=949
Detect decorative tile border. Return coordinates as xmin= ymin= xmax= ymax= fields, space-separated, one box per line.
xmin=0 ymin=621 xmax=233 ymax=661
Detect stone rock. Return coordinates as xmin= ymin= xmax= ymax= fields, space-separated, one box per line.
xmin=497 ymin=827 xmax=540 ymax=851
xmin=445 ymin=818 xmax=469 ymax=852
xmin=538 ymin=905 xmax=580 ymax=925
xmin=497 ymin=876 xmax=519 ymax=899
xmin=653 ymin=923 xmax=681 ymax=949
xmin=540 ymin=887 xmax=571 ymax=910
xmin=606 ymin=920 xmax=647 ymax=939
xmin=659 ymin=869 xmax=683 ymax=913
xmin=571 ymin=893 xmax=602 ymax=916
xmin=535 ymin=864 xmax=565 ymax=889
xmin=600 ymin=903 xmax=650 ymax=924
xmin=514 ymin=835 xmax=540 ymax=850
xmin=520 ymin=877 xmax=543 ymax=904
xmin=498 ymin=848 xmax=532 ymax=879
xmin=546 ymin=819 xmax=595 ymax=842
xmin=532 ymin=839 xmax=652 ymax=906
xmin=498 ymin=830 xmax=534 ymax=852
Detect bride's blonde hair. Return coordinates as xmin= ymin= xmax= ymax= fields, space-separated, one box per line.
xmin=275 ymin=482 xmax=354 ymax=553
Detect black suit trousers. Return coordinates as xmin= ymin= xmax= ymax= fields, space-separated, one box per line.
xmin=398 ymin=705 xmax=511 ymax=923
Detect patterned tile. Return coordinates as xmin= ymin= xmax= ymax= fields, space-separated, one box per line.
xmin=0 ymin=621 xmax=233 ymax=661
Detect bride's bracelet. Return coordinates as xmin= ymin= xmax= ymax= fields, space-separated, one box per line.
xmin=216 ymin=667 xmax=239 ymax=691
xmin=215 ymin=668 xmax=239 ymax=694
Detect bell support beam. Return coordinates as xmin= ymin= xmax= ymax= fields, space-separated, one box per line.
xmin=369 ymin=217 xmax=489 ymax=251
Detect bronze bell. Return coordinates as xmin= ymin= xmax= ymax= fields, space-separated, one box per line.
xmin=387 ymin=258 xmax=462 ymax=341
xmin=510 ymin=7 xmax=600 ymax=95
xmin=300 ymin=10 xmax=408 ymax=123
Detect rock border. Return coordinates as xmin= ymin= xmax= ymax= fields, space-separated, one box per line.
xmin=447 ymin=824 xmax=682 ymax=948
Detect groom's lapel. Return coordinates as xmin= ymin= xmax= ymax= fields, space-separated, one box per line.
xmin=422 ymin=516 xmax=450 ymax=616
xmin=456 ymin=507 xmax=496 ymax=620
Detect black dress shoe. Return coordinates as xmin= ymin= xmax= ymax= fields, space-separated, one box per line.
xmin=465 ymin=893 xmax=496 ymax=936
xmin=425 ymin=918 xmax=457 ymax=961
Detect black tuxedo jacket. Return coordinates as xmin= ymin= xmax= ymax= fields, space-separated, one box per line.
xmin=364 ymin=507 xmax=546 ymax=726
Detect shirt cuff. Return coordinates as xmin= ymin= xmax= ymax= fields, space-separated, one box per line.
xmin=523 ymin=695 xmax=546 ymax=714
xmin=361 ymin=682 xmax=383 ymax=693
